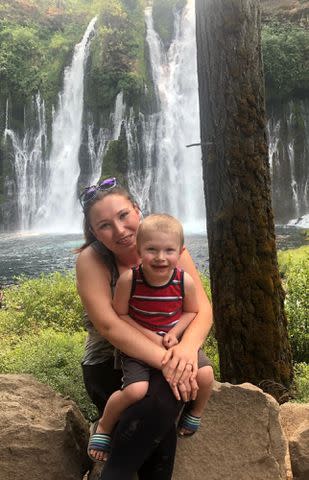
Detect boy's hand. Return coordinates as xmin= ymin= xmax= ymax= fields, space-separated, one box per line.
xmin=163 ymin=332 xmax=179 ymax=348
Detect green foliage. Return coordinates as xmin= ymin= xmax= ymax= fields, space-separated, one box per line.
xmin=278 ymin=246 xmax=309 ymax=363
xmin=101 ymin=126 xmax=128 ymax=181
xmin=293 ymin=363 xmax=309 ymax=403
xmin=0 ymin=25 xmax=43 ymax=99
xmin=0 ymin=271 xmax=96 ymax=418
xmin=0 ymin=328 xmax=96 ymax=419
xmin=0 ymin=0 xmax=98 ymax=104
xmin=85 ymin=0 xmax=146 ymax=112
xmin=200 ymin=272 xmax=211 ymax=299
xmin=262 ymin=22 xmax=309 ymax=100
xmin=0 ymin=271 xmax=83 ymax=335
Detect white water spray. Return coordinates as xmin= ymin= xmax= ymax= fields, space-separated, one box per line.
xmin=111 ymin=91 xmax=126 ymax=140
xmin=4 ymin=93 xmax=47 ymax=230
xmin=36 ymin=17 xmax=97 ymax=232
xmin=145 ymin=1 xmax=206 ymax=233
xmin=127 ymin=109 xmax=157 ymax=213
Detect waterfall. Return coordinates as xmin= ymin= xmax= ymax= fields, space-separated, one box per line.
xmin=86 ymin=90 xmax=127 ymax=188
xmin=145 ymin=1 xmax=206 ymax=233
xmin=87 ymin=125 xmax=108 ymax=185
xmin=4 ymin=93 xmax=47 ymax=231
xmin=35 ymin=17 xmax=97 ymax=232
xmin=111 ymin=91 xmax=126 ymax=140
xmin=267 ymin=99 xmax=309 ymax=225
xmin=127 ymin=109 xmax=157 ymax=214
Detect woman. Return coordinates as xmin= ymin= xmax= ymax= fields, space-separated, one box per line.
xmin=76 ymin=178 xmax=214 ymax=480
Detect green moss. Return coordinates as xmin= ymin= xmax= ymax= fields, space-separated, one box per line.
xmin=101 ymin=124 xmax=128 ymax=184
xmin=85 ymin=0 xmax=147 ymax=113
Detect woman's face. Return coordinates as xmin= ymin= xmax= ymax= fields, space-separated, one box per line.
xmin=89 ymin=194 xmax=141 ymax=255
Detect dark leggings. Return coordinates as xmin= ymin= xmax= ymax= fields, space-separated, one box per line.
xmin=82 ymin=358 xmax=182 ymax=480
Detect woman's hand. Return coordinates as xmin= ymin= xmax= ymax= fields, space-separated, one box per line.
xmin=161 ymin=343 xmax=199 ymax=401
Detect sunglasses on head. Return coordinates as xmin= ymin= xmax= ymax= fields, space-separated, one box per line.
xmin=79 ymin=177 xmax=118 ymax=208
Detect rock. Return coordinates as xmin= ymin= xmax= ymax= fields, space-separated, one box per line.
xmin=0 ymin=374 xmax=90 ymax=480
xmin=173 ymin=381 xmax=289 ymax=480
xmin=280 ymin=403 xmax=309 ymax=480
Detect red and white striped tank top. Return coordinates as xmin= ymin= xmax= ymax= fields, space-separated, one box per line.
xmin=128 ymin=265 xmax=184 ymax=333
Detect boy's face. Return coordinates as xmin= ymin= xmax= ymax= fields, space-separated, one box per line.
xmin=139 ymin=230 xmax=182 ymax=282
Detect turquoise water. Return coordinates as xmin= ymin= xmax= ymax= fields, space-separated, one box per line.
xmin=0 ymin=227 xmax=307 ymax=286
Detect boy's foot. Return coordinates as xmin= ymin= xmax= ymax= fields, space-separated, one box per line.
xmin=177 ymin=412 xmax=201 ymax=437
xmin=87 ymin=421 xmax=111 ymax=463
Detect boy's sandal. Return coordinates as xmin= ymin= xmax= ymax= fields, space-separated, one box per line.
xmin=87 ymin=421 xmax=111 ymax=463
xmin=177 ymin=412 xmax=201 ymax=438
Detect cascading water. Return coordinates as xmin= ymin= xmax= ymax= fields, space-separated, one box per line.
xmin=127 ymin=109 xmax=157 ymax=214
xmin=87 ymin=125 xmax=108 ymax=185
xmin=111 ymin=91 xmax=126 ymax=140
xmin=145 ymin=1 xmax=206 ymax=233
xmin=35 ymin=17 xmax=97 ymax=232
xmin=86 ymin=91 xmax=127 ymax=187
xmin=4 ymin=93 xmax=47 ymax=231
xmin=267 ymin=98 xmax=309 ymax=225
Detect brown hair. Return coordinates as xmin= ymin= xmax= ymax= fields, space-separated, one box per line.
xmin=136 ymin=213 xmax=184 ymax=252
xmin=77 ymin=184 xmax=138 ymax=252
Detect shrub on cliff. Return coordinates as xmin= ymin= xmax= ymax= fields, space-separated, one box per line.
xmin=262 ymin=22 xmax=309 ymax=99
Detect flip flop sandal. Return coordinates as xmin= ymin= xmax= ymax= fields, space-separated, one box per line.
xmin=177 ymin=412 xmax=201 ymax=438
xmin=87 ymin=421 xmax=111 ymax=463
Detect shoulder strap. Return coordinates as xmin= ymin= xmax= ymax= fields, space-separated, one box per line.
xmin=129 ymin=266 xmax=139 ymax=299
xmin=179 ymin=268 xmax=185 ymax=299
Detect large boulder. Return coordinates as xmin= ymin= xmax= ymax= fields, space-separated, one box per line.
xmin=89 ymin=381 xmax=290 ymax=480
xmin=280 ymin=403 xmax=309 ymax=480
xmin=173 ymin=381 xmax=289 ymax=480
xmin=0 ymin=374 xmax=90 ymax=480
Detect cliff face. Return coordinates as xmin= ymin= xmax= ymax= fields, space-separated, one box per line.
xmin=261 ymin=0 xmax=309 ymax=25
xmin=0 ymin=0 xmax=308 ymax=231
xmin=0 ymin=0 xmax=148 ymax=230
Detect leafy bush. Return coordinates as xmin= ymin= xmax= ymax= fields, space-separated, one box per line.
xmin=0 ymin=328 xmax=96 ymax=419
xmin=262 ymin=22 xmax=309 ymax=99
xmin=278 ymin=246 xmax=309 ymax=363
xmin=1 ymin=271 xmax=83 ymax=335
xmin=0 ymin=272 xmax=97 ymax=418
xmin=293 ymin=363 xmax=309 ymax=403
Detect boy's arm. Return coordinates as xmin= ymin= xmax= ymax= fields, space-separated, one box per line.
xmin=163 ymin=273 xmax=199 ymax=346
xmin=113 ymin=271 xmax=162 ymax=346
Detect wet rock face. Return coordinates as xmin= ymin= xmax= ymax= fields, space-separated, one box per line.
xmin=0 ymin=374 xmax=90 ymax=480
xmin=261 ymin=0 xmax=309 ymax=26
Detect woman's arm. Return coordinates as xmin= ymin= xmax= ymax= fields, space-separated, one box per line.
xmin=162 ymin=248 xmax=213 ymax=387
xmin=163 ymin=273 xmax=198 ymax=347
xmin=76 ymin=246 xmax=166 ymax=368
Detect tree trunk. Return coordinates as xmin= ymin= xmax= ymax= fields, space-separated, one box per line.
xmin=195 ymin=0 xmax=293 ymax=393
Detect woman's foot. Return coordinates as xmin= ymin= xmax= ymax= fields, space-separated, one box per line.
xmin=177 ymin=412 xmax=201 ymax=437
xmin=87 ymin=421 xmax=111 ymax=463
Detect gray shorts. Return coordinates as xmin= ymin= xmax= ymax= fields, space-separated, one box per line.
xmin=120 ymin=349 xmax=212 ymax=389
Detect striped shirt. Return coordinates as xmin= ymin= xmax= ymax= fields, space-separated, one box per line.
xmin=128 ymin=265 xmax=184 ymax=334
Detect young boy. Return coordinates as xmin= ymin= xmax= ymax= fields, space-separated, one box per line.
xmin=88 ymin=214 xmax=213 ymax=462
